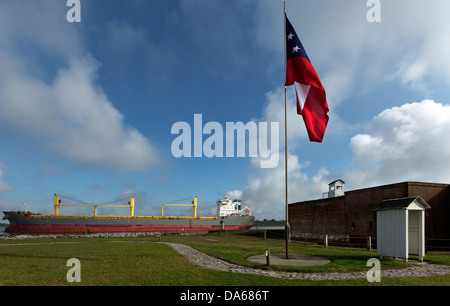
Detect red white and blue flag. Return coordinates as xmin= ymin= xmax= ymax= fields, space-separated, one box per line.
xmin=285 ymin=13 xmax=329 ymax=143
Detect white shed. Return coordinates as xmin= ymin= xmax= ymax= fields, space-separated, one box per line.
xmin=373 ymin=196 xmax=430 ymax=262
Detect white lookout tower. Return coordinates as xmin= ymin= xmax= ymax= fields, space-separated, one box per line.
xmin=324 ymin=179 xmax=345 ymax=198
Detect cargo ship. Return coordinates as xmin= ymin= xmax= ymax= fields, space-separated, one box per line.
xmin=2 ymin=193 xmax=254 ymax=235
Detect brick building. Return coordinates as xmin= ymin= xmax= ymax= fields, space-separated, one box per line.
xmin=289 ymin=181 xmax=450 ymax=249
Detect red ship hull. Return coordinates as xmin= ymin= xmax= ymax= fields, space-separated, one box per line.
xmin=5 ymin=223 xmax=250 ymax=235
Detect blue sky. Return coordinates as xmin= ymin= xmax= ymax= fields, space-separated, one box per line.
xmin=1 ymin=0 xmax=450 ymax=220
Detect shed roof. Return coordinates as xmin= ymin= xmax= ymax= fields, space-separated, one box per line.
xmin=373 ymin=196 xmax=431 ymax=211
xmin=328 ymin=179 xmax=345 ymax=185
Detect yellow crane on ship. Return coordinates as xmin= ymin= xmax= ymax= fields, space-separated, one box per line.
xmin=54 ymin=194 xmax=136 ymax=217
xmin=53 ymin=194 xmax=199 ymax=219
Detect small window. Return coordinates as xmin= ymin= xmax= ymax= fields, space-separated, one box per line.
xmin=351 ymin=222 xmax=355 ymax=231
xmin=369 ymin=222 xmax=373 ymax=230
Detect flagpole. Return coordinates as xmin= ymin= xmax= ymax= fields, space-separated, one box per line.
xmin=283 ymin=1 xmax=290 ymax=260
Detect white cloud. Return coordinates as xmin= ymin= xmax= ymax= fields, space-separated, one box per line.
xmin=386 ymin=2 xmax=450 ymax=88
xmin=106 ymin=21 xmax=146 ymax=52
xmin=350 ymin=99 xmax=450 ymax=183
xmin=52 ymin=57 xmax=161 ymax=170
xmin=0 ymin=1 xmax=161 ymax=171
xmin=227 ymin=190 xmax=243 ymax=200
xmin=242 ymin=152 xmax=333 ymax=219
xmin=0 ymin=164 xmax=12 ymax=194
xmin=0 ymin=54 xmax=161 ymax=171
xmin=0 ymin=1 xmax=81 ymax=59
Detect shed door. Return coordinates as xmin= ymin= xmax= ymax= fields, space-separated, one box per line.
xmin=408 ymin=210 xmax=420 ymax=255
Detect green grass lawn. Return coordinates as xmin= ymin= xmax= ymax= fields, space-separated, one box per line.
xmin=0 ymin=232 xmax=449 ymax=286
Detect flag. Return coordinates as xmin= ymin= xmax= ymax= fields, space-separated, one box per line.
xmin=285 ymin=13 xmax=329 ymax=143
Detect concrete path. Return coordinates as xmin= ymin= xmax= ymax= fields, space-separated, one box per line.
xmin=247 ymin=253 xmax=331 ymax=266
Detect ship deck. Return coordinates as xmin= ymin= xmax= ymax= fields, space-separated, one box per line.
xmin=28 ymin=214 xmax=217 ymax=220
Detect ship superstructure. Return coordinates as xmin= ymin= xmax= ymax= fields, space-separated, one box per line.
xmin=216 ymin=193 xmax=251 ymax=217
